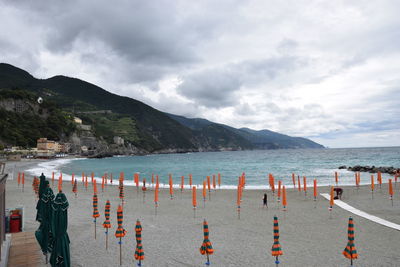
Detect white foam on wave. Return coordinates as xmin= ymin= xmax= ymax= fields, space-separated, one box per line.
xmin=26 ymin=158 xmax=87 ymax=181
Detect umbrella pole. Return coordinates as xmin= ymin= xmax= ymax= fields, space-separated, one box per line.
xmin=119 ymin=237 xmax=122 ymax=266
xmin=143 ymin=191 xmax=145 ymax=204
xmin=45 ymin=253 xmax=48 ymax=264
xmin=237 ymin=207 xmax=240 ymax=220
xmin=275 ymin=256 xmax=279 ymax=267
xmin=391 ymin=196 xmax=393 ymax=207
xmin=155 ymin=203 xmax=158 ymax=216
xmin=208 ymin=191 xmax=211 ymax=201
xmin=94 ymin=218 xmax=97 ymax=239
xmin=203 ymin=197 xmax=205 ymax=208
xmin=350 ymin=258 xmax=353 ymax=266
xmin=193 ymin=206 xmax=196 ymax=218
xmin=106 ymin=229 xmax=108 ymax=250
xmin=206 ymin=253 xmax=210 ymax=265
xmin=314 ymin=197 xmax=317 ymax=208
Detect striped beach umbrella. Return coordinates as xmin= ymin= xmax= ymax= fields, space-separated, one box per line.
xmin=343 ymin=217 xmax=358 ymax=266
xmin=271 ymin=216 xmax=283 ymax=266
xmin=200 ymin=220 xmax=214 ymax=265
xmin=103 ymin=200 xmax=111 ymax=250
xmin=115 ymin=205 xmax=127 ymax=266
xmin=92 ymin=193 xmax=100 ymax=239
xmin=134 ymin=220 xmax=144 ymax=266
xmin=72 ymin=179 xmax=77 ymax=197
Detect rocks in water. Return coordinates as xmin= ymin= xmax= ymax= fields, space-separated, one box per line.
xmin=344 ymin=165 xmax=400 ymax=175
xmin=338 ymin=165 xmax=347 ymax=169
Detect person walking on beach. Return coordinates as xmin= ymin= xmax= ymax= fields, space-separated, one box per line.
xmin=263 ymin=193 xmax=268 ymax=208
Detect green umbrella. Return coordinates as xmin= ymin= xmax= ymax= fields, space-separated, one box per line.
xmin=36 ymin=173 xmax=48 ymax=222
xmin=35 ymin=181 xmax=55 ymax=263
xmin=50 ymin=192 xmax=70 ymax=267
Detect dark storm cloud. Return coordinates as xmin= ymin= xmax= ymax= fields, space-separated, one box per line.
xmin=177 ymin=56 xmax=302 ymax=107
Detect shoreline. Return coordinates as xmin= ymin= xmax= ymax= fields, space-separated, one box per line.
xmin=4 ymin=162 xmax=400 ymax=266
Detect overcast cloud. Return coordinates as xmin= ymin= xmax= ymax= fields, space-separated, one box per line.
xmin=1 ymin=0 xmax=399 ymax=147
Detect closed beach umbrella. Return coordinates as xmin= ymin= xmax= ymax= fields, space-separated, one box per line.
xmin=91 ymin=172 xmax=94 ymax=183
xmin=271 ymin=216 xmax=283 ymax=266
xmin=237 ymin=184 xmax=241 ymax=219
xmin=92 ymin=193 xmax=100 ymax=239
xmin=181 ymin=176 xmax=184 ymax=193
xmin=119 ymin=182 xmax=124 ymax=205
xmin=169 ymin=175 xmax=174 ymax=199
xmin=212 ymin=175 xmax=216 ymax=190
xmin=218 ymin=173 xmax=221 ymax=188
xmin=297 ymin=176 xmax=301 ymax=192
xmin=85 ymin=176 xmax=88 ymax=191
xmin=58 ymin=173 xmax=62 ymax=193
xmin=335 ymin=172 xmax=339 ymax=186
xmin=200 ymin=220 xmax=214 ymax=265
xmin=292 ymin=173 xmax=295 ymax=190
xmin=50 ymin=192 xmax=70 ymax=267
xmin=33 ymin=176 xmax=39 ymax=196
xmin=389 ymin=179 xmax=394 ymax=206
xmin=269 ymin=174 xmax=275 ymax=195
xmin=303 ymin=176 xmax=307 ymax=196
xmin=282 ymin=186 xmax=287 ymax=212
xmin=72 ymin=179 xmax=77 ymax=198
xmin=154 ymin=183 xmax=159 ymax=215
xmin=371 ymin=175 xmax=374 ymax=199
xmin=71 ymin=173 xmax=74 ymax=185
xmin=115 ymin=205 xmax=127 ymax=266
xmin=35 ymin=180 xmax=54 ymax=264
xmin=343 ymin=217 xmax=358 ymax=266
xmin=207 ymin=176 xmax=211 ymax=200
xmin=277 ymin=180 xmax=282 ymax=203
xmin=378 ymin=172 xmax=382 ymax=189
xmin=189 ymin=174 xmax=193 ymax=188
xmin=93 ymin=179 xmax=98 ymax=194
xmin=22 ymin=172 xmax=25 ymax=192
xmin=82 ymin=172 xmax=84 ymax=183
xmin=17 ymin=172 xmax=21 ymax=187
xmin=142 ymin=178 xmax=147 ymax=203
xmin=101 ymin=176 xmax=105 ymax=192
xmin=36 ymin=173 xmax=47 ymax=222
xmin=313 ymin=179 xmax=317 ymax=205
xmin=134 ymin=220 xmax=144 ymax=266
xmin=52 ymin=172 xmax=54 ymax=187
xmin=151 ymin=174 xmax=154 ymax=188
xmin=203 ymin=180 xmax=206 ymax=207
xmin=329 ymin=186 xmax=334 ymax=218
xmin=192 ymin=186 xmax=197 ymax=218
xmin=103 ymin=200 xmax=111 ymax=250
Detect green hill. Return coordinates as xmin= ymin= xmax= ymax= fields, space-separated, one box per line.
xmin=0 ymin=63 xmax=323 ymax=152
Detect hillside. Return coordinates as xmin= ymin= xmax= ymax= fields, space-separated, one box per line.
xmin=0 ymin=63 xmax=323 ymax=152
xmin=166 ymin=113 xmax=323 ymax=149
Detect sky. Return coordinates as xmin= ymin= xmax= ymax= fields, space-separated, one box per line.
xmin=1 ymin=0 xmax=399 ymax=148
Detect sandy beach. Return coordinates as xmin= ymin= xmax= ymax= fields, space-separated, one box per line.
xmin=3 ymin=160 xmax=400 ymax=266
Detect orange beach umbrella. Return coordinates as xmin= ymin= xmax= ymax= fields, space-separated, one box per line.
xmin=377 ymin=172 xmax=382 ymax=189
xmin=303 ymin=176 xmax=307 ymax=195
xmin=292 ymin=173 xmax=295 ymax=189
xmin=313 ymin=179 xmax=317 ymax=201
xmin=282 ymin=186 xmax=287 ymax=211
xmin=343 ymin=217 xmax=358 ymax=266
xmin=371 ymin=175 xmax=374 ymax=199
xmin=169 ymin=175 xmax=173 ymax=199
xmin=207 ymin=176 xmax=211 ymax=199
xmin=115 ymin=205 xmax=127 ymax=266
xmin=71 ymin=173 xmax=75 ymax=185
xmin=51 ymin=172 xmax=54 ymax=187
xmin=389 ymin=178 xmax=394 ymax=206
xmin=297 ymin=176 xmax=301 ymax=192
xmin=192 ymin=186 xmax=197 ymax=218
xmin=17 ymin=172 xmax=21 ymax=187
xmin=21 ymin=172 xmax=25 ymax=191
xmin=103 ymin=200 xmax=111 ymax=250
xmin=202 ymin=180 xmax=206 ymax=207
xmin=271 ymin=216 xmax=283 ymax=266
xmin=154 ymin=183 xmax=159 ymax=215
xmin=151 ymin=173 xmax=154 ymax=187
xmin=181 ymin=176 xmax=184 ymax=192
xmin=200 ymin=220 xmax=214 ymax=265
xmin=189 ymin=174 xmax=193 ymax=188
xmin=218 ymin=173 xmax=221 ymax=188
xmin=92 ymin=193 xmax=100 ymax=239
xmin=134 ymin=220 xmax=144 ymax=265
xmin=277 ymin=180 xmax=282 ymax=202
xmin=72 ymin=179 xmax=77 ymax=197
xmin=335 ymin=171 xmax=338 ymax=185
xmin=212 ymin=175 xmax=216 ymax=189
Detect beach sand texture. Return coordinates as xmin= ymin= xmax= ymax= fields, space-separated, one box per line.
xmin=4 ymin=161 xmax=400 ymax=266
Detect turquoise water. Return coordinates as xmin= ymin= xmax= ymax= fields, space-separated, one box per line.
xmin=29 ymin=147 xmax=400 ymax=188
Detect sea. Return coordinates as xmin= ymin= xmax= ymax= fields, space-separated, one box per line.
xmin=27 ymin=147 xmax=400 ymax=189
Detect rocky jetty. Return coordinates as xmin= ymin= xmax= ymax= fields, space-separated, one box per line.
xmin=338 ymin=165 xmax=400 ymax=175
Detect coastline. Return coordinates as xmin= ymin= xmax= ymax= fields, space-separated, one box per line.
xmin=4 ymin=162 xmax=400 ymax=266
